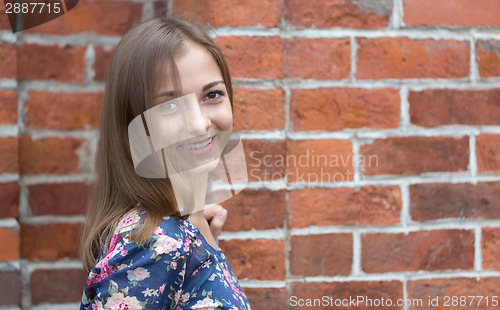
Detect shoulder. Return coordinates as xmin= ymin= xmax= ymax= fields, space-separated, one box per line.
xmin=83 ymin=211 xmax=195 ymax=307
xmin=90 ymin=210 xmax=194 ymax=281
xmin=113 ymin=210 xmax=193 ymax=257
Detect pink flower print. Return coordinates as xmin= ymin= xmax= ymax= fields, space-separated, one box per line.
xmin=126 ymin=267 xmax=150 ymax=281
xmin=174 ymin=290 xmax=182 ymax=304
xmin=121 ymin=210 xmax=141 ymax=227
xmin=170 ymin=262 xmax=178 ymax=270
xmin=222 ymin=262 xmax=242 ymax=295
xmin=142 ymin=288 xmax=154 ymax=297
xmin=159 ymin=283 xmax=166 ymax=295
xmin=95 ymin=261 xmax=114 ymax=282
xmin=120 ymin=248 xmax=128 ymax=257
xmin=154 ymin=235 xmax=182 ymax=255
xmin=108 ymin=235 xmax=120 ymax=254
xmin=181 ymin=292 xmax=190 ymax=302
xmin=116 ymin=264 xmax=128 ymax=271
xmin=178 ymin=264 xmax=186 ymax=278
xmin=91 ymin=299 xmax=104 ymax=310
xmin=192 ymin=296 xmax=220 ymax=310
xmin=193 ymin=238 xmax=202 ymax=247
xmin=153 ymin=227 xmax=164 ymax=236
xmin=183 ymin=238 xmax=191 ymax=252
xmin=202 ymin=260 xmax=212 ymax=269
xmin=104 ymin=293 xmax=141 ymax=310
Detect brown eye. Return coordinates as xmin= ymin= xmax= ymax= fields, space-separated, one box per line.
xmin=204 ymin=91 xmax=224 ymax=102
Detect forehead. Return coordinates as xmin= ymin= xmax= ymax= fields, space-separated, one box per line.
xmin=156 ymin=42 xmax=224 ymax=94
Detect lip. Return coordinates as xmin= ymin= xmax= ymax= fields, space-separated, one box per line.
xmin=176 ymin=135 xmax=216 ymax=157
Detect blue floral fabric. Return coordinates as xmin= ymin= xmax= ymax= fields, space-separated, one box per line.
xmin=81 ymin=210 xmax=251 ymax=310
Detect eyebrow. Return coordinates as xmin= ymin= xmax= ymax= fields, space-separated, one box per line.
xmin=202 ymin=80 xmax=224 ymax=92
xmin=154 ymin=90 xmax=178 ymax=99
xmin=154 ymin=80 xmax=225 ymax=99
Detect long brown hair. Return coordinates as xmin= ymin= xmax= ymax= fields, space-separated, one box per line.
xmin=80 ymin=16 xmax=233 ymax=273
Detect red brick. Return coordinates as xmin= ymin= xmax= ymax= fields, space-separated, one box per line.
xmin=362 ymin=230 xmax=474 ymax=273
xmin=20 ymin=222 xmax=82 ymax=259
xmin=410 ymin=182 xmax=500 ymax=221
xmin=408 ymin=277 xmax=500 ymax=307
xmin=283 ymin=38 xmax=351 ymax=79
xmin=30 ymin=268 xmax=86 ymax=305
xmin=25 ymin=91 xmax=103 ymax=129
xmin=286 ymin=139 xmax=353 ymax=183
xmin=233 ymin=88 xmax=285 ymax=131
xmin=219 ymin=239 xmax=285 ymax=280
xmin=482 ymin=227 xmax=500 ymax=270
xmin=244 ymin=139 xmax=286 ymax=182
xmin=18 ymin=44 xmax=86 ymax=83
xmin=289 ymin=186 xmax=401 ymax=228
xmin=0 ymin=227 xmax=19 ymax=261
xmin=290 ymin=281 xmax=403 ymax=310
xmin=94 ymin=45 xmax=115 ymax=81
xmin=477 ymin=40 xmax=500 ymax=78
xmin=19 ymin=136 xmax=86 ymax=175
xmin=0 ymin=137 xmax=19 ymax=174
xmin=291 ymin=88 xmax=400 ymax=131
xmin=403 ymin=0 xmax=500 ymax=26
xmin=476 ymin=134 xmax=500 ymax=173
xmin=0 ymin=90 xmax=17 ymax=125
xmin=360 ymin=136 xmax=469 ymax=176
xmin=0 ymin=43 xmax=16 ymax=79
xmin=357 ymin=38 xmax=470 ymax=79
xmin=173 ymin=0 xmax=281 ymax=27
xmin=215 ymin=36 xmax=283 ymax=79
xmin=0 ymin=182 xmax=19 ymax=218
xmin=0 ymin=271 xmax=21 ymax=306
xmin=410 ymin=88 xmax=500 ymax=127
xmin=28 ymin=182 xmax=91 ymax=216
xmin=221 ymin=189 xmax=285 ymax=231
xmin=153 ymin=1 xmax=167 ymax=16
xmin=243 ymin=287 xmax=287 ymax=310
xmin=26 ymin=0 xmax=143 ymax=35
xmin=285 ymin=0 xmax=392 ymax=29
xmin=0 ymin=2 xmax=11 ymax=31
xmin=290 ymin=233 xmax=352 ymax=276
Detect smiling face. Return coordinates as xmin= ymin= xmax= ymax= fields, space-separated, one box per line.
xmin=143 ymin=41 xmax=233 ymax=175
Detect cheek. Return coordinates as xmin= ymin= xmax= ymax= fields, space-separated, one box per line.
xmin=211 ymin=101 xmax=233 ymax=131
xmin=152 ymin=116 xmax=185 ymax=145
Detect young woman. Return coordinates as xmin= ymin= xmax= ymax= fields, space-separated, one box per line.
xmin=79 ymin=16 xmax=251 ymax=310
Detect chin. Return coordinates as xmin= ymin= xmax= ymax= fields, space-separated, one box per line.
xmin=187 ymin=157 xmax=221 ymax=174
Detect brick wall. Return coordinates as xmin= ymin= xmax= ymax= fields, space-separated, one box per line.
xmin=1 ymin=0 xmax=500 ymax=309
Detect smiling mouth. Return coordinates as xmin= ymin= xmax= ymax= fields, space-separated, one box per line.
xmin=179 ymin=136 xmax=214 ymax=150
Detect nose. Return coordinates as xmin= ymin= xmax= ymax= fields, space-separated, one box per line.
xmin=183 ymin=95 xmax=211 ymax=135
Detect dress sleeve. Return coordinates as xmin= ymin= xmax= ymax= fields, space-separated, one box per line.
xmin=81 ymin=219 xmax=190 ymax=310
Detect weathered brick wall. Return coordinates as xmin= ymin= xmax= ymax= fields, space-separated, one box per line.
xmin=1 ymin=0 xmax=500 ymax=309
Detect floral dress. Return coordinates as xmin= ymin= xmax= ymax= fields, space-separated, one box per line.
xmin=81 ymin=210 xmax=251 ymax=310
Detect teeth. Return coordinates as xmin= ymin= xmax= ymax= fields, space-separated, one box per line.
xmin=181 ymin=137 xmax=212 ymax=150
